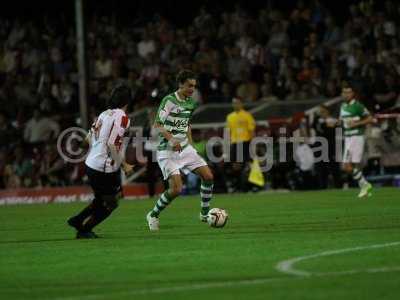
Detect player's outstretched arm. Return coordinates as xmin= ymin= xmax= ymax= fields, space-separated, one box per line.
xmin=153 ymin=122 xmax=174 ymax=141
xmin=121 ymin=161 xmax=134 ymax=175
xmin=349 ymin=115 xmax=373 ymax=128
xmin=107 ymin=143 xmax=124 ymax=166
xmin=84 ymin=130 xmax=92 ymax=146
xmin=153 ymin=122 xmax=182 ymax=152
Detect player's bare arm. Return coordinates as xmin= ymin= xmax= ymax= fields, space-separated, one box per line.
xmin=121 ymin=161 xmax=134 ymax=175
xmin=107 ymin=138 xmax=134 ymax=174
xmin=84 ymin=132 xmax=92 ymax=146
xmin=348 ymin=115 xmax=373 ymax=128
xmin=153 ymin=122 xmax=182 ymax=152
xmin=107 ymin=141 xmax=124 ymax=166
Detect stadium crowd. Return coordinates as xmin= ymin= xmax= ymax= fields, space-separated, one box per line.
xmin=1 ymin=0 xmax=400 ymax=190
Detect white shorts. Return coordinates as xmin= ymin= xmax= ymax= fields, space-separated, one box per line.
xmin=157 ymin=145 xmax=207 ymax=180
xmin=343 ymin=135 xmax=365 ymax=164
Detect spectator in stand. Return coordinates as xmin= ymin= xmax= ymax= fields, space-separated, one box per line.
xmin=39 ymin=145 xmax=65 ymax=187
xmin=3 ymin=146 xmax=33 ymax=188
xmin=267 ymin=22 xmax=289 ymax=58
xmin=2 ymin=45 xmax=18 ymax=74
xmin=374 ymin=74 xmax=399 ymax=112
xmin=11 ymin=146 xmax=33 ymax=187
xmin=287 ymin=8 xmax=311 ymax=57
xmin=260 ymin=83 xmax=278 ymax=103
xmin=278 ymin=48 xmax=300 ymax=80
xmin=297 ymin=59 xmax=313 ymax=82
xmin=23 ymin=109 xmax=60 ymax=145
xmin=51 ymin=75 xmax=76 ymax=113
xmin=94 ymin=48 xmax=113 ymax=79
xmin=0 ymin=112 xmax=17 ymax=148
xmin=322 ymin=16 xmax=342 ymax=48
xmin=285 ymin=82 xmax=301 ymax=101
xmin=4 ymin=165 xmax=20 ymax=189
xmin=207 ymin=63 xmax=228 ymax=102
xmin=0 ymin=150 xmax=7 ymax=189
xmin=140 ymin=54 xmax=161 ymax=84
xmin=324 ymin=80 xmax=340 ymax=98
xmin=137 ymin=31 xmax=156 ymax=59
xmin=226 ymin=46 xmax=250 ymax=84
xmin=236 ymin=74 xmax=259 ymax=102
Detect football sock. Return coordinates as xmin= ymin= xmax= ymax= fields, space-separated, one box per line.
xmin=81 ymin=206 xmax=112 ymax=232
xmin=150 ymin=191 xmax=173 ymax=217
xmin=73 ymin=202 xmax=95 ymax=224
xmin=353 ymin=168 xmax=368 ymax=187
xmin=200 ymin=180 xmax=213 ymax=215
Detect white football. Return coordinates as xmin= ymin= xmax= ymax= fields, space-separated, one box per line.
xmin=207 ymin=208 xmax=228 ymax=228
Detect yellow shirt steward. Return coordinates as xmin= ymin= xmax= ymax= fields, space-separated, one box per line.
xmin=226 ymin=109 xmax=256 ymax=143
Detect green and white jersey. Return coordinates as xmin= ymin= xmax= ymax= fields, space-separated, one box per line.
xmin=340 ymin=99 xmax=370 ymax=136
xmin=155 ymin=92 xmax=199 ymax=151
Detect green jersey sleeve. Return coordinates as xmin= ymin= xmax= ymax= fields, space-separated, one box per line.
xmin=155 ymin=96 xmax=174 ymax=124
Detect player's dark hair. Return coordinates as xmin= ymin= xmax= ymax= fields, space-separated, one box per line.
xmin=342 ymin=80 xmax=363 ymax=98
xmin=176 ymin=70 xmax=197 ymax=86
xmin=108 ymin=84 xmax=132 ymax=109
xmin=342 ymin=80 xmax=354 ymax=90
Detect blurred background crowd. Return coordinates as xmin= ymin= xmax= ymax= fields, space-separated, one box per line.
xmin=1 ymin=0 xmax=399 ymax=191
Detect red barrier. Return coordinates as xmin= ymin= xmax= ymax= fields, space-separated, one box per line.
xmin=0 ymin=183 xmax=164 ymax=205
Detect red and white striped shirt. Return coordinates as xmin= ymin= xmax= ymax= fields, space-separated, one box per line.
xmin=85 ymin=109 xmax=130 ymax=173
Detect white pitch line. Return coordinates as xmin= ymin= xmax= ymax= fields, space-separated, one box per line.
xmin=54 ymin=264 xmax=400 ymax=300
xmin=276 ymin=241 xmax=400 ymax=277
xmin=54 ymin=241 xmax=400 ymax=300
xmin=316 ymin=266 xmax=400 ymax=277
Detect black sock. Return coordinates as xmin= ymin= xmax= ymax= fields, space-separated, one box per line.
xmin=81 ymin=206 xmax=113 ymax=232
xmin=72 ymin=202 xmax=95 ymax=224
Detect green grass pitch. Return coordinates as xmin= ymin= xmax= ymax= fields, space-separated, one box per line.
xmin=1 ymin=188 xmax=400 ymax=300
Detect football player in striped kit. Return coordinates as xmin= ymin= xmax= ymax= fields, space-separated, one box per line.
xmin=340 ymin=82 xmax=373 ymax=198
xmin=146 ymin=70 xmax=214 ymax=231
xmin=68 ymin=84 xmax=134 ymax=238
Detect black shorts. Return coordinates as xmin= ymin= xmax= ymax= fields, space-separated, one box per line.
xmin=86 ymin=165 xmax=122 ymax=198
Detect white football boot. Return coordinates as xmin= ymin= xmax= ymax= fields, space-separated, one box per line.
xmin=146 ymin=212 xmax=160 ymax=231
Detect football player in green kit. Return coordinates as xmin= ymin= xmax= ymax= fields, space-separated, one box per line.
xmin=146 ymin=70 xmax=214 ymax=230
xmin=340 ymin=82 xmax=373 ymax=198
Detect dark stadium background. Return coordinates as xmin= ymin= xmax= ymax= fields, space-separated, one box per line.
xmin=1 ymin=0 xmax=379 ymax=24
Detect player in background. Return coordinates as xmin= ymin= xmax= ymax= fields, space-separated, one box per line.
xmin=340 ymin=82 xmax=373 ymax=198
xmin=68 ymin=84 xmax=134 ymax=238
xmin=146 ymin=70 xmax=214 ymax=231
